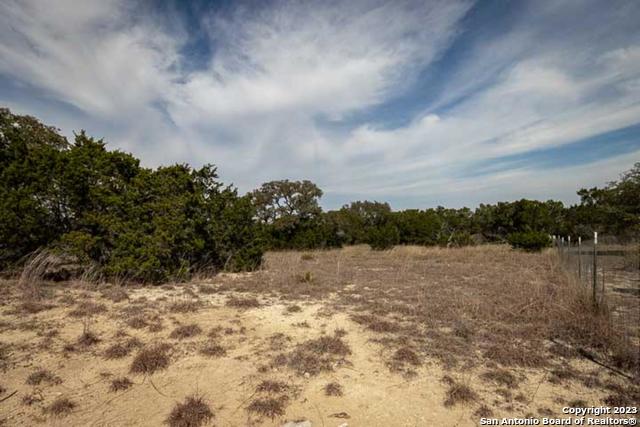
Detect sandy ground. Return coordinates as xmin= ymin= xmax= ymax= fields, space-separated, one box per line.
xmin=0 ymin=247 xmax=637 ymax=426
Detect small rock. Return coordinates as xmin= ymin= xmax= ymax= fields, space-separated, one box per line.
xmin=303 ymin=372 xmax=310 ymax=379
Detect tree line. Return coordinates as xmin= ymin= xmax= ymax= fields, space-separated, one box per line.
xmin=1 ymin=108 xmax=638 ymax=282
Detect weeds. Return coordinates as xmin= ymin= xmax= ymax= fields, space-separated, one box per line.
xmin=45 ymin=397 xmax=76 ymax=417
xmin=130 ymin=343 xmax=172 ymax=375
xmin=110 ymin=377 xmax=133 ymax=392
xmin=256 ymin=380 xmax=289 ymax=394
xmin=169 ymin=324 xmax=202 ymax=340
xmin=226 ymin=296 xmax=260 ymax=309
xmin=26 ymin=369 xmax=62 ymax=386
xmin=247 ymin=396 xmax=288 ymax=419
xmin=166 ymin=395 xmax=213 ymax=427
xmin=443 ymin=380 xmax=477 ymax=407
xmin=324 ymin=382 xmax=343 ymax=396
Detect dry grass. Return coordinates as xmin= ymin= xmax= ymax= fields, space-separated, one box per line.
xmin=169 ymin=324 xmax=202 ymax=340
xmin=443 ymin=379 xmax=477 ymax=407
xmin=481 ymin=368 xmax=519 ymax=388
xmin=324 ymin=382 xmax=343 ymax=396
xmin=166 ymin=395 xmax=213 ymax=427
xmin=104 ymin=337 xmax=143 ymax=359
xmin=200 ymin=342 xmax=226 ymax=358
xmin=45 ymin=397 xmax=76 ymax=417
xmin=255 ymin=380 xmax=289 ymax=394
xmin=226 ymin=296 xmax=260 ymax=309
xmin=110 ymin=377 xmax=133 ymax=392
xmin=68 ymin=301 xmax=107 ymax=318
xmin=168 ymin=301 xmax=202 ymax=313
xmin=25 ymin=369 xmax=62 ymax=386
xmin=247 ymin=396 xmax=288 ymax=420
xmin=130 ymin=343 xmax=172 ymax=375
xmin=286 ymin=332 xmax=351 ymax=376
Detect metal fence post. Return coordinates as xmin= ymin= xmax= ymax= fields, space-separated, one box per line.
xmin=592 ymin=231 xmax=598 ymax=306
xmin=578 ymin=236 xmax=582 ymax=280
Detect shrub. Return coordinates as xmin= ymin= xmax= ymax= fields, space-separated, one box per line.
xmin=507 ymin=231 xmax=552 ymax=252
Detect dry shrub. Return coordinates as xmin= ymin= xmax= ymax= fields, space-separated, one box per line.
xmin=200 ymin=342 xmax=226 ymax=357
xmin=168 ymin=300 xmax=202 ymax=313
xmin=481 ymin=369 xmax=519 ymax=388
xmin=130 ymin=343 xmax=172 ymax=375
xmin=483 ymin=341 xmax=546 ymax=368
xmin=444 ymin=380 xmax=477 ymax=407
xmin=392 ymin=347 xmax=422 ymax=366
xmin=26 ymin=369 xmax=62 ymax=386
xmin=110 ymin=377 xmax=133 ymax=392
xmin=351 ymin=314 xmax=401 ymax=333
xmin=324 ymin=382 xmax=343 ymax=396
xmin=247 ymin=396 xmax=288 ymax=419
xmin=127 ymin=316 xmax=149 ymax=329
xmin=77 ymin=330 xmax=100 ymax=347
xmin=197 ymin=285 xmax=217 ymax=295
xmin=45 ymin=397 xmax=76 ymax=417
xmin=104 ymin=337 xmax=143 ymax=359
xmin=101 ymin=287 xmax=129 ymax=303
xmin=285 ymin=305 xmax=302 ymax=313
xmin=68 ymin=301 xmax=107 ymax=318
xmin=166 ymin=395 xmax=213 ymax=427
xmin=226 ymin=296 xmax=260 ymax=309
xmin=169 ymin=324 xmax=202 ymax=340
xmin=287 ymin=333 xmax=351 ymax=376
xmin=256 ymin=380 xmax=289 ymax=394
xmin=300 ymin=253 xmax=314 ymax=261
xmin=474 ymin=404 xmax=494 ymax=418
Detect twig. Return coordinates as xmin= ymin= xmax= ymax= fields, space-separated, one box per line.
xmin=0 ymin=390 xmax=17 ymax=403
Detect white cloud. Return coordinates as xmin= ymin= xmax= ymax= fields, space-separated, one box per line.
xmin=0 ymin=0 xmax=638 ymax=208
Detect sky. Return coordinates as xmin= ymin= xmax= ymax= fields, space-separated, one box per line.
xmin=1 ymin=0 xmax=639 ymax=209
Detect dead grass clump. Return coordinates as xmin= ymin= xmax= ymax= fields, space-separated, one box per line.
xmin=130 ymin=343 xmax=172 ymax=375
xmin=301 ymin=253 xmax=314 ymax=261
xmin=102 ymin=287 xmax=129 ymax=303
xmin=256 ymin=380 xmax=289 ymax=394
xmin=197 ymin=285 xmax=217 ymax=295
xmin=126 ymin=316 xmax=148 ymax=329
xmin=483 ymin=342 xmax=546 ymax=368
xmin=68 ymin=301 xmax=107 ymax=318
xmin=200 ymin=342 xmax=226 ymax=357
xmin=226 ymin=296 xmax=260 ymax=309
xmin=392 ymin=347 xmax=422 ymax=366
xmin=548 ymin=365 xmax=579 ymax=384
xmin=474 ymin=404 xmax=494 ymax=418
xmin=166 ymin=395 xmax=213 ymax=427
xmin=444 ymin=380 xmax=477 ymax=407
xmin=351 ymin=314 xmax=401 ymax=333
xmin=77 ymin=330 xmax=101 ymax=347
xmin=247 ymin=396 xmax=288 ymax=419
xmin=110 ymin=377 xmax=133 ymax=392
xmin=104 ymin=337 xmax=144 ymax=359
xmin=296 ymin=271 xmax=314 ymax=283
xmin=17 ymin=301 xmax=55 ymax=314
xmin=169 ymin=324 xmax=202 ymax=340
xmin=285 ymin=304 xmax=302 ymax=313
xmin=26 ymin=369 xmax=62 ymax=386
xmin=481 ymin=369 xmax=518 ymax=388
xmin=287 ymin=333 xmax=351 ymax=376
xmin=168 ymin=300 xmax=202 ymax=313
xmin=45 ymin=397 xmax=76 ymax=417
xmin=324 ymin=382 xmax=343 ymax=396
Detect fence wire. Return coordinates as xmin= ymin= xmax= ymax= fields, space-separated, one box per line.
xmin=556 ymin=234 xmax=640 ymax=341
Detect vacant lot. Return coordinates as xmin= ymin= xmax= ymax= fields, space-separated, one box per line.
xmin=0 ymin=246 xmax=637 ymax=426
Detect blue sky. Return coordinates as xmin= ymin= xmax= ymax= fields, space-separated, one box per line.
xmin=1 ymin=0 xmax=639 ymax=209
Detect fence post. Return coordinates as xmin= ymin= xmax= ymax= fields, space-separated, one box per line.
xmin=578 ymin=236 xmax=582 ymax=280
xmin=592 ymin=231 xmax=598 ymax=306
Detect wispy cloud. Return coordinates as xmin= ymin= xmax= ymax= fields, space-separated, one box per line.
xmin=0 ymin=0 xmax=638 ymax=208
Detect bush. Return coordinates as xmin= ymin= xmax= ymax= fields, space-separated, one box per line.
xmin=367 ymin=223 xmax=400 ymax=250
xmin=507 ymin=231 xmax=551 ymax=252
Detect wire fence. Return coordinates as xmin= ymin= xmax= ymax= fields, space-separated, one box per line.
xmin=555 ymin=233 xmax=640 ymax=341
